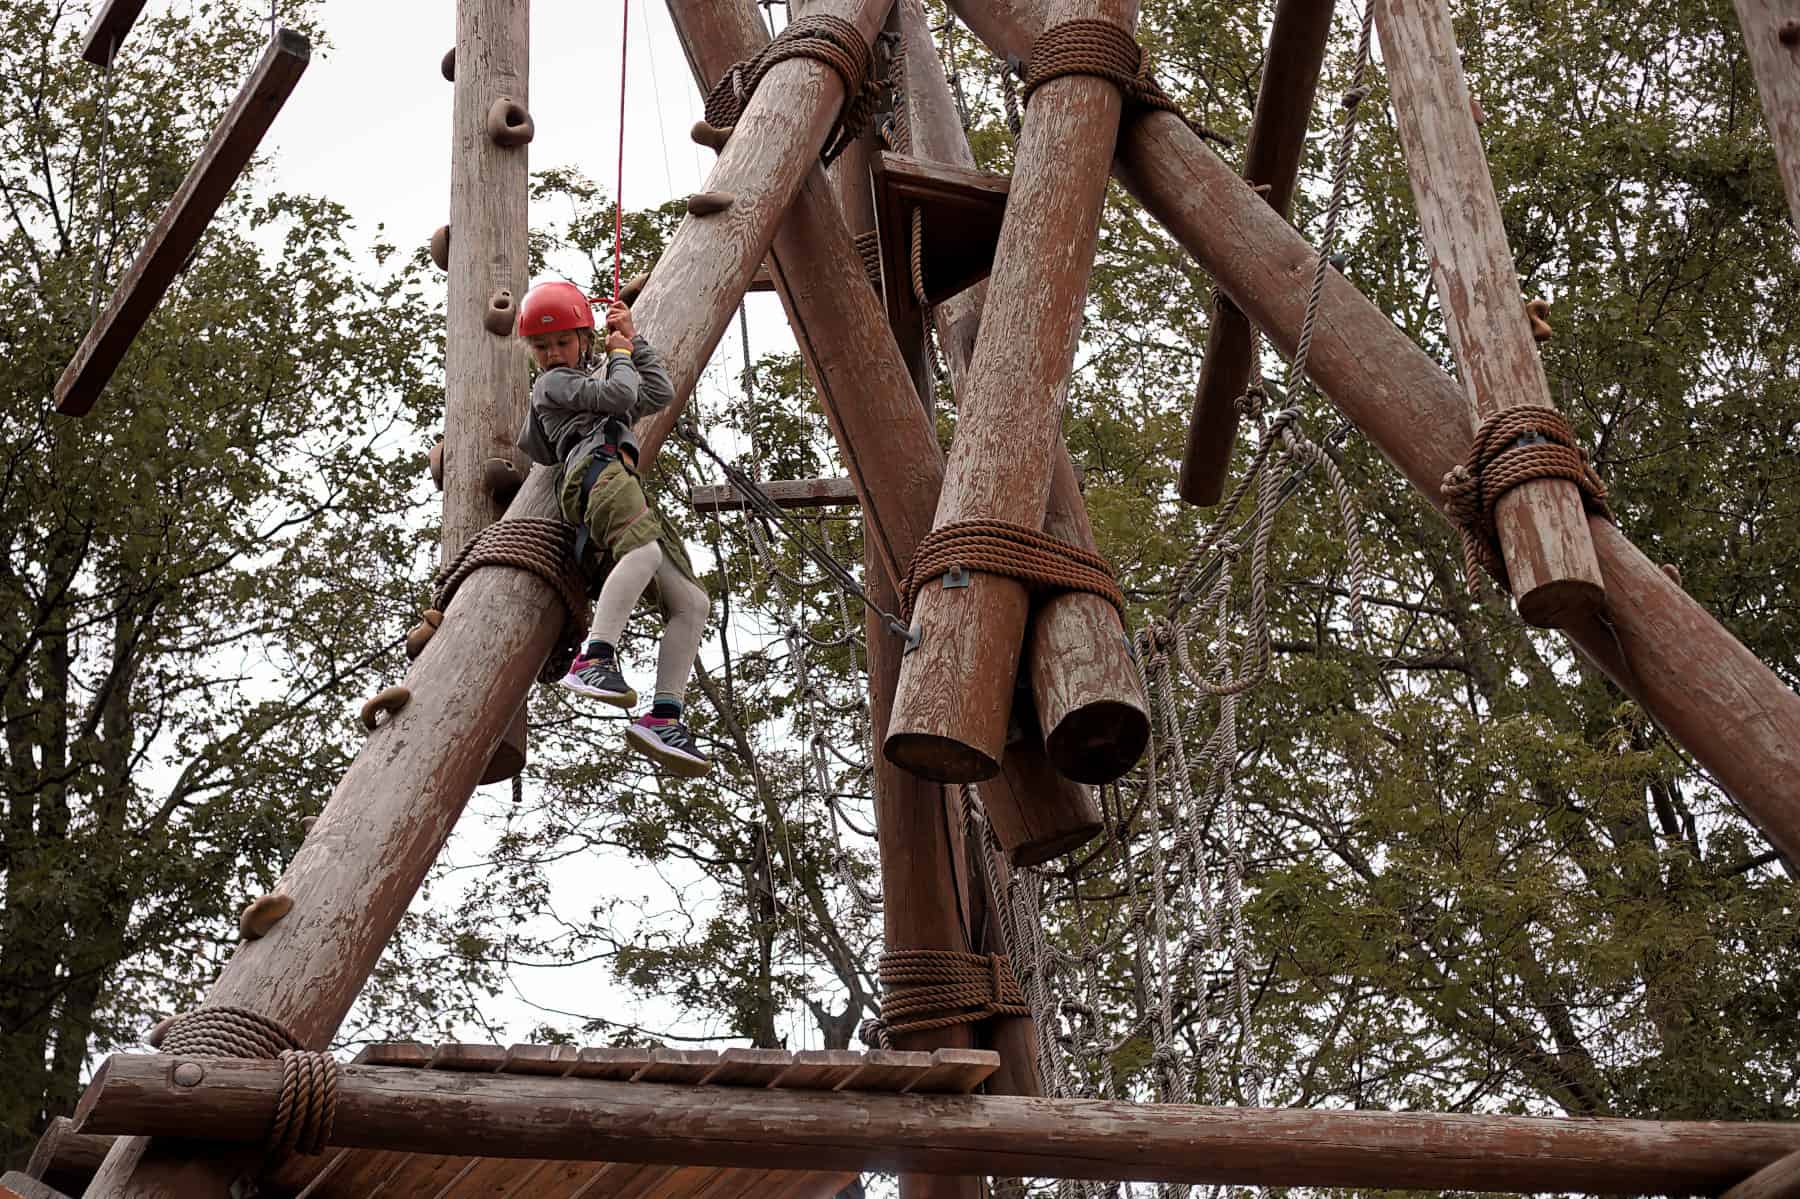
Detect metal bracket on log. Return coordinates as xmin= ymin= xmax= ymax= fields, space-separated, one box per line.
xmin=54 ymin=31 xmax=311 ymax=417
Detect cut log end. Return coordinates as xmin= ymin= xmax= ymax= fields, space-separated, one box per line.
xmin=1514 ymin=576 xmax=1606 ymax=630
xmin=883 ymin=733 xmax=1001 ymax=784
xmin=1010 ymin=820 xmax=1107 ymax=869
xmin=1044 ymin=701 xmax=1151 ymax=785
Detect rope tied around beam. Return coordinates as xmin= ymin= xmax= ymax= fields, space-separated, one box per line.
xmin=853 ymin=229 xmax=882 ymax=291
xmin=900 ymin=520 xmax=1126 ymax=622
xmin=162 ymin=1006 xmax=300 ymax=1060
xmin=703 ymin=15 xmax=881 ymax=166
xmin=866 ymin=950 xmax=1031 ymax=1044
xmin=1441 ymin=406 xmax=1614 ymax=596
xmin=269 ymin=1049 xmax=340 ymax=1156
xmin=1020 ymin=19 xmax=1230 ymax=146
xmin=434 ymin=518 xmax=591 ymax=683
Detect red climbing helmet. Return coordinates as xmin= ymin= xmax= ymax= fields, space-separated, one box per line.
xmin=517 ymin=281 xmax=595 ymax=337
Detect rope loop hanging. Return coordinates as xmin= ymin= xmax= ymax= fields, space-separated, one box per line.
xmin=872 ymin=949 xmax=1032 ymax=1041
xmin=434 ymin=517 xmax=591 ymax=682
xmin=269 ymin=1049 xmax=341 ymax=1156
xmin=703 ymin=14 xmax=882 ymax=165
xmin=1020 ymin=19 xmax=1229 ymax=145
xmin=900 ymin=520 xmax=1126 ymax=622
xmin=1440 ymin=406 xmax=1613 ymax=596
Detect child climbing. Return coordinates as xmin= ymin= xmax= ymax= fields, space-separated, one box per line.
xmin=515 ymin=280 xmax=713 ymax=778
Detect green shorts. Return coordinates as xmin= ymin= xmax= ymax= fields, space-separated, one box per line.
xmin=558 ymin=450 xmax=701 ymax=605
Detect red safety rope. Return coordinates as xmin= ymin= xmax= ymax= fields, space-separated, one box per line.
xmin=614 ymin=0 xmax=630 ymax=301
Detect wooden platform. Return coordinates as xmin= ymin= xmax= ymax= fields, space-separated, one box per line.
xmin=872 ymin=152 xmax=1009 ymax=313
xmin=46 ymin=1043 xmax=999 ymax=1198
xmin=690 ymin=475 xmax=860 ymax=513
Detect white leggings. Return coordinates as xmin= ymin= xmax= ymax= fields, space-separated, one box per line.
xmin=588 ymin=541 xmax=709 ymax=702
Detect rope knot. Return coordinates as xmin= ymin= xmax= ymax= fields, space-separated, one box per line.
xmin=703 ymin=15 xmax=882 ymax=165
xmin=1020 ymin=19 xmax=1231 ymax=145
xmin=1442 ymin=406 xmax=1614 ymax=596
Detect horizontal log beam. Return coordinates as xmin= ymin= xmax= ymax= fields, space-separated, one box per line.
xmin=80 ymin=0 xmax=150 ymax=66
xmin=55 ymin=30 xmax=311 ymax=416
xmin=76 ymin=1055 xmax=1800 ymax=1194
xmin=690 ymin=476 xmax=860 ymax=512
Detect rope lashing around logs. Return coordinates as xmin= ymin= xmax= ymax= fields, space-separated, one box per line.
xmin=159 ymin=1007 xmax=340 ymax=1155
xmin=853 ymin=229 xmax=882 ymax=291
xmin=703 ymin=15 xmax=882 ymax=166
xmin=900 ymin=520 xmax=1127 ymax=622
xmin=434 ymin=518 xmax=591 ymax=683
xmin=161 ymin=1005 xmax=301 ymax=1060
xmin=1019 ymin=19 xmax=1231 ymax=147
xmin=1440 ymin=406 xmax=1614 ymax=596
xmin=865 ymin=950 xmax=1032 ymax=1045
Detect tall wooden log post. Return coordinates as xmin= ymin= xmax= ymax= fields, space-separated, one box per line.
xmin=1373 ymin=0 xmax=1605 ymax=629
xmin=80 ymin=3 xmax=891 ymax=1193
xmin=667 ymin=1 xmax=1103 ymax=867
xmin=886 ymin=0 xmax=1140 ymax=783
xmin=1177 ymin=0 xmax=1333 ymax=506
xmin=895 ymin=0 xmax=1147 ymax=786
xmin=1734 ymin=0 xmax=1800 ymax=231
xmin=446 ymin=0 xmax=531 ymax=783
xmin=945 ymin=0 xmax=1800 ymax=871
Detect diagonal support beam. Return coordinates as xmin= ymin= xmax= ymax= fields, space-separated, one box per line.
xmin=80 ymin=0 xmax=151 ymax=67
xmin=946 ymin=0 xmax=1800 ymax=871
xmin=78 ymin=4 xmax=892 ymax=1195
xmin=55 ymin=31 xmax=311 ymax=417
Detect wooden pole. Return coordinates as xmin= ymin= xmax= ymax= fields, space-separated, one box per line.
xmin=1178 ymin=0 xmax=1334 ymax=506
xmin=947 ymin=0 xmax=1800 ymax=891
xmin=78 ymin=3 xmax=892 ymax=1191
xmin=665 ymin=0 xmax=1104 ymax=866
xmin=895 ymin=0 xmax=1148 ymax=786
xmin=1372 ymin=0 xmax=1606 ymax=629
xmin=78 ymin=1053 xmax=1800 ymax=1194
xmin=54 ymin=32 xmax=310 ymax=416
xmin=1733 ymin=0 xmax=1800 ymax=232
xmin=444 ymin=0 xmax=532 ymax=785
xmin=1725 ymin=1150 xmax=1800 ymax=1199
xmin=887 ymin=0 xmax=1140 ymax=783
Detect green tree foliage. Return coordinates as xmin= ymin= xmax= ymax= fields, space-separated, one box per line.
xmin=0 ymin=1 xmax=441 ymax=1166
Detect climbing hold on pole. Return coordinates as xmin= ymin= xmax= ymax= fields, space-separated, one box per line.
xmin=404 ymin=609 xmax=443 ymax=661
xmin=428 ymin=437 xmax=445 ymax=490
xmin=691 ymin=120 xmax=733 ymax=151
xmin=1662 ymin=563 xmax=1683 ymax=587
xmin=1779 ymin=19 xmax=1799 ymax=47
xmin=300 ymin=816 xmax=317 ymax=835
xmin=360 ymin=686 xmax=412 ymax=732
xmin=430 ymin=224 xmax=450 ymax=271
xmin=618 ymin=271 xmax=651 ymax=305
xmin=483 ymin=457 xmax=524 ymax=503
xmin=1470 ymin=96 xmax=1487 ymax=127
xmin=1525 ymin=299 xmax=1554 ymax=343
xmin=238 ymin=893 xmax=294 ymax=941
xmin=486 ymin=97 xmax=535 ymax=147
xmin=484 ymin=290 xmax=517 ymax=336
xmin=687 ymin=191 xmax=735 ymax=216
xmin=441 ymin=48 xmax=455 ymax=82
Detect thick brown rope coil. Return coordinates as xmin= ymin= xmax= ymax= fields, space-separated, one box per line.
xmin=901 ymin=520 xmax=1126 ymax=621
xmin=161 ymin=1006 xmax=301 ymax=1060
xmin=1440 ymin=406 xmax=1614 ymax=595
xmin=1021 ymin=19 xmax=1228 ymax=144
xmin=269 ymin=1049 xmax=340 ymax=1156
xmin=853 ymin=229 xmax=883 ymax=291
xmin=703 ymin=15 xmax=881 ymax=166
xmin=875 ymin=950 xmax=1031 ymax=1040
xmin=434 ymin=518 xmax=590 ymax=683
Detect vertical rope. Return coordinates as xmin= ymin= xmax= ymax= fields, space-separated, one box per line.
xmin=614 ymin=0 xmax=631 ymax=300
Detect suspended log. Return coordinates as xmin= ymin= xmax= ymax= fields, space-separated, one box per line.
xmin=690 ymin=475 xmax=861 ymax=512
xmin=80 ymin=5 xmax=892 ymax=1196
xmin=887 ymin=0 xmax=1140 ymax=783
xmin=78 ymin=1053 xmax=1800 ymax=1194
xmin=80 ymin=0 xmax=150 ymax=66
xmin=1733 ymin=0 xmax=1800 ymax=231
xmin=54 ymin=31 xmax=310 ymax=417
xmin=1725 ymin=1149 xmax=1800 ymax=1199
xmin=667 ymin=0 xmax=1104 ymax=867
xmin=943 ymin=0 xmax=1800 ymax=872
xmin=1178 ymin=0 xmax=1334 ymax=507
xmin=1373 ymin=0 xmax=1605 ymax=628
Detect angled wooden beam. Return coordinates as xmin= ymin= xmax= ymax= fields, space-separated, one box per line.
xmin=1733 ymin=0 xmax=1800 ymax=232
xmin=78 ymin=5 xmax=892 ymax=1196
xmin=945 ymin=0 xmax=1800 ymax=871
xmin=54 ymin=31 xmax=311 ymax=417
xmin=1725 ymin=1149 xmax=1800 ymax=1199
xmin=1372 ymin=0 xmax=1606 ymax=628
xmin=78 ymin=1053 xmax=1800 ymax=1194
xmin=690 ymin=475 xmax=861 ymax=513
xmin=80 ymin=0 xmax=151 ymax=67
xmin=1178 ymin=0 xmax=1334 ymax=506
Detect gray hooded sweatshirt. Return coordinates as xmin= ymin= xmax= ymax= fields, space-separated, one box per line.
xmin=516 ymin=336 xmax=676 ymax=470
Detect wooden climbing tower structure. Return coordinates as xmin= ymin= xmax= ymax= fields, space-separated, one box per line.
xmin=23 ymin=0 xmax=1800 ymax=1195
